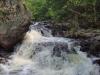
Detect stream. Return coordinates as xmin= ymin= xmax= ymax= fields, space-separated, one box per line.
xmin=0 ymin=22 xmax=99 ymax=75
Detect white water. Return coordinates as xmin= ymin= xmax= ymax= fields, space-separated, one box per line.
xmin=0 ymin=22 xmax=99 ymax=75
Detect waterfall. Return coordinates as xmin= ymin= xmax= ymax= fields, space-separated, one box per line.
xmin=0 ymin=22 xmax=99 ymax=75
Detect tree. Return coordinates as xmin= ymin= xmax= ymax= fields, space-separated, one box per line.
xmin=24 ymin=0 xmax=99 ymax=28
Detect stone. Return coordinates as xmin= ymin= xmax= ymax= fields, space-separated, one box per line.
xmin=0 ymin=0 xmax=31 ymax=50
xmin=80 ymin=36 xmax=100 ymax=57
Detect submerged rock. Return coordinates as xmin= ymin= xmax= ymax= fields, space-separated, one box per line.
xmin=0 ymin=0 xmax=31 ymax=50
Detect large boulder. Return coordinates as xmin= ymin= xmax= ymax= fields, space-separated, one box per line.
xmin=0 ymin=0 xmax=31 ymax=50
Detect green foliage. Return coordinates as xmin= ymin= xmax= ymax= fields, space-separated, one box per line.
xmin=24 ymin=0 xmax=47 ymax=20
xmin=24 ymin=0 xmax=99 ymax=24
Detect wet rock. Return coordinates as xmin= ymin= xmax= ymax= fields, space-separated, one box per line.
xmin=52 ymin=42 xmax=77 ymax=57
xmin=30 ymin=21 xmax=52 ymax=37
xmin=0 ymin=0 xmax=31 ymax=50
xmin=0 ymin=57 xmax=8 ymax=64
xmin=53 ymin=43 xmax=68 ymax=57
xmin=93 ymin=59 xmax=100 ymax=66
xmin=0 ymin=49 xmax=11 ymax=58
xmin=80 ymin=36 xmax=100 ymax=57
xmin=80 ymin=39 xmax=91 ymax=52
xmin=89 ymin=36 xmax=100 ymax=57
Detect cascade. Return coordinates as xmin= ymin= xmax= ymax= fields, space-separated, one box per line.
xmin=0 ymin=22 xmax=99 ymax=75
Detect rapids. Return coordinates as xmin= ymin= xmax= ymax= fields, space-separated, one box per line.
xmin=0 ymin=22 xmax=99 ymax=75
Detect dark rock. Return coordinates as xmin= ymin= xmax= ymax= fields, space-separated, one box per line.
xmin=0 ymin=49 xmax=11 ymax=58
xmin=53 ymin=43 xmax=68 ymax=57
xmin=80 ymin=36 xmax=100 ymax=57
xmin=0 ymin=57 xmax=7 ymax=64
xmin=93 ymin=59 xmax=100 ymax=66
xmin=80 ymin=39 xmax=91 ymax=52
xmin=52 ymin=42 xmax=77 ymax=57
xmin=89 ymin=36 xmax=100 ymax=57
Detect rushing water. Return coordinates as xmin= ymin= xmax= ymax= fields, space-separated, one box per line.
xmin=0 ymin=22 xmax=100 ymax=75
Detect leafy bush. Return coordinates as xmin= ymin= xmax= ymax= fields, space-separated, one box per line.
xmin=24 ymin=0 xmax=99 ymax=24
